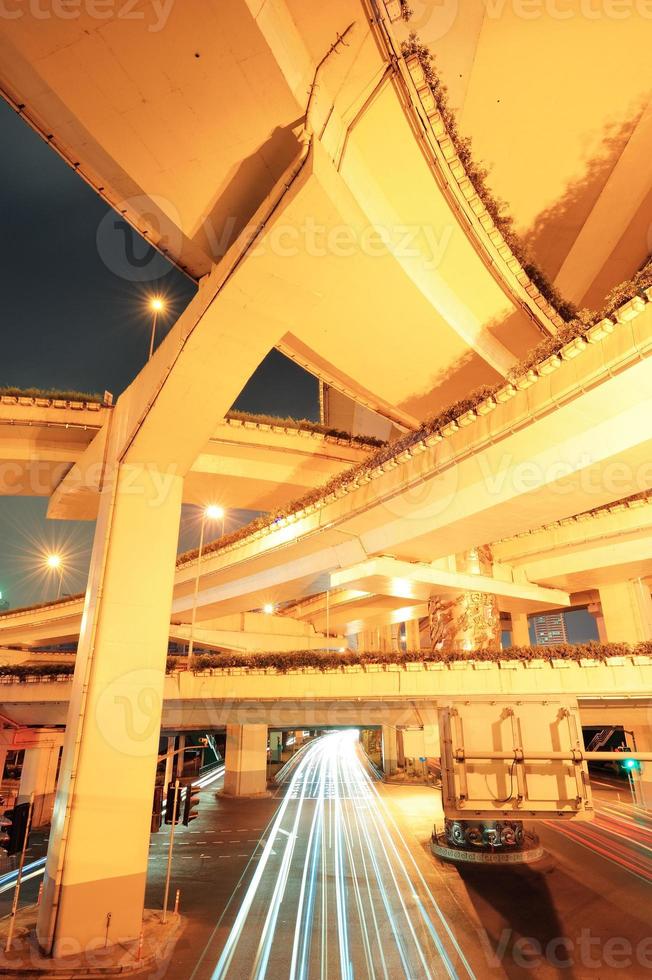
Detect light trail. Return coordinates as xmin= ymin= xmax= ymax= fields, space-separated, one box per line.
xmin=544 ymin=794 xmax=652 ymax=884
xmin=0 ymin=763 xmax=226 ymax=896
xmin=207 ymin=731 xmax=475 ymax=980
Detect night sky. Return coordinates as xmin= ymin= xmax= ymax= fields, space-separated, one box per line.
xmin=0 ymin=100 xmax=596 ymax=643
xmin=0 ymin=98 xmax=317 ymax=608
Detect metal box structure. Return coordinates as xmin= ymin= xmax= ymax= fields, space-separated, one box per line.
xmin=439 ymin=696 xmax=594 ymax=822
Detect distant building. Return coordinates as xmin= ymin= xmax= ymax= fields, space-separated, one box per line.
xmin=532 ymin=612 xmax=568 ymax=646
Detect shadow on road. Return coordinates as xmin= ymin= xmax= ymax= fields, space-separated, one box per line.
xmin=456 ymin=857 xmax=578 ymax=980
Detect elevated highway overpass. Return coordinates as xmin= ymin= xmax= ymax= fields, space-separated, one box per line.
xmin=0 ymin=0 xmax=565 ymax=440
xmin=2 ymin=0 xmax=652 ymax=956
xmin=0 ymin=396 xmax=372 ymax=512
xmin=165 ymin=298 xmax=652 ymax=625
xmin=2 ymin=297 xmax=652 ymax=647
xmin=1 ymin=656 xmax=650 ymax=729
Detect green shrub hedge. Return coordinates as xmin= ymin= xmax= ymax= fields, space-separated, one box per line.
xmin=0 ymin=642 xmax=647 ymax=682
xmin=166 ymin=641 xmax=647 ymax=674
xmin=0 ymin=386 xmax=103 ymax=403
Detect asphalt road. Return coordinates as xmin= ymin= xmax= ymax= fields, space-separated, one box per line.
xmin=455 ymin=776 xmax=652 ymax=979
xmin=189 ymin=731 xmax=479 ymax=980
xmin=0 ymin=756 xmax=650 ymax=978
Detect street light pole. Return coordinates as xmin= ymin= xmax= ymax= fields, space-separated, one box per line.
xmin=148 ymin=297 xmax=165 ymax=361
xmin=162 ymin=779 xmax=179 ymax=925
xmin=187 ymin=505 xmax=224 ymax=669
xmin=45 ymin=553 xmax=64 ymax=602
xmin=187 ymin=513 xmax=206 ymax=669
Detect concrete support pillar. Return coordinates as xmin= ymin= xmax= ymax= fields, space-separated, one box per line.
xmin=427 ymin=549 xmax=501 ymax=654
xmin=19 ymin=743 xmax=61 ymax=828
xmin=588 ymin=602 xmax=608 ymax=643
xmin=222 ymin=725 xmax=269 ymax=798
xmin=510 ymin=612 xmax=531 ymax=647
xmin=37 ymin=464 xmax=184 ymax=957
xmin=381 ymin=726 xmax=398 ymax=776
xmin=174 ymin=735 xmax=186 ymax=779
xmin=396 ymin=728 xmax=405 ymax=768
xmin=294 ymin=730 xmax=304 ymax=747
xmin=361 ymin=629 xmax=377 ymax=651
xmin=404 ymin=619 xmax=421 ymax=651
xmin=163 ymin=737 xmax=175 ymax=789
xmin=599 ymin=580 xmax=652 ymax=644
xmin=423 ymin=723 xmax=440 ymax=759
xmin=269 ymin=731 xmax=283 ymax=764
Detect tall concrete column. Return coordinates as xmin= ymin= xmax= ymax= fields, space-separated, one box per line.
xmin=19 ymin=743 xmax=62 ymax=828
xmin=163 ymin=736 xmax=175 ymax=789
xmin=588 ymin=602 xmax=608 ymax=643
xmin=381 ymin=726 xmax=398 ymax=776
xmin=37 ymin=464 xmax=184 ymax=957
xmin=428 ymin=548 xmax=501 ymax=653
xmin=510 ymin=612 xmax=531 ymax=647
xmin=423 ymin=723 xmax=440 ymax=759
xmin=174 ymin=735 xmax=186 ymax=779
xmin=269 ymin=731 xmax=283 ymax=764
xmin=294 ymin=729 xmax=304 ymax=747
xmin=222 ymin=725 xmax=269 ymax=798
xmin=599 ymin=581 xmax=652 ymax=644
xmin=404 ymin=619 xmax=421 ymax=651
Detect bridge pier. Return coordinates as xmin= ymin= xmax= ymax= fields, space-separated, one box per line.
xmin=36 ymin=464 xmax=183 ymax=958
xmin=221 ymin=725 xmax=269 ymax=798
xmin=18 ymin=738 xmax=63 ymax=828
xmin=599 ymin=581 xmax=652 ymax=643
xmin=269 ymin=731 xmax=283 ymax=764
xmin=510 ymin=612 xmax=531 ymax=647
xmin=381 ymin=725 xmax=398 ymax=776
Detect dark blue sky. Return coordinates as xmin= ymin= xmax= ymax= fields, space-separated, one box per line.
xmin=0 ymin=101 xmax=597 ymax=645
xmin=0 ymin=98 xmax=317 ymax=608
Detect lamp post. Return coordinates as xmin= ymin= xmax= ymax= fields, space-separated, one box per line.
xmin=148 ymin=296 xmax=165 ymax=360
xmin=187 ymin=505 xmax=224 ymax=667
xmin=45 ymin=553 xmax=64 ymax=600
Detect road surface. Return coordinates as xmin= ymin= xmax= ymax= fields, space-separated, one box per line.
xmin=193 ymin=730 xmax=475 ymax=980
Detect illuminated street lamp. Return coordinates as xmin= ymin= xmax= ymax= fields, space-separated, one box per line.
xmin=187 ymin=505 xmax=225 ymax=666
xmin=148 ymin=296 xmax=165 ymax=361
xmin=45 ymin=553 xmax=64 ymax=600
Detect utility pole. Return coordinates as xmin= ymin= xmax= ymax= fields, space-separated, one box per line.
xmin=162 ymin=779 xmax=180 ymax=924
xmin=5 ymin=792 xmax=34 ymax=952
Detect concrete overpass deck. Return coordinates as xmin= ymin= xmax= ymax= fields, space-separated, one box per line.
xmin=166 ymin=296 xmax=652 ymax=620
xmin=0 ymin=396 xmax=373 ymax=511
xmin=0 ymin=0 xmax=569 ymax=437
xmin=2 ymin=296 xmax=652 ymax=644
xmin=1 ymin=656 xmax=649 ymax=728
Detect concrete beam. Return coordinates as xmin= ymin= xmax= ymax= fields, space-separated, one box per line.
xmin=330 ymin=556 xmax=570 ymax=613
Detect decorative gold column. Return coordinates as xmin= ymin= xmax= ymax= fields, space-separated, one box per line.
xmin=426 ymin=547 xmax=501 ymax=654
